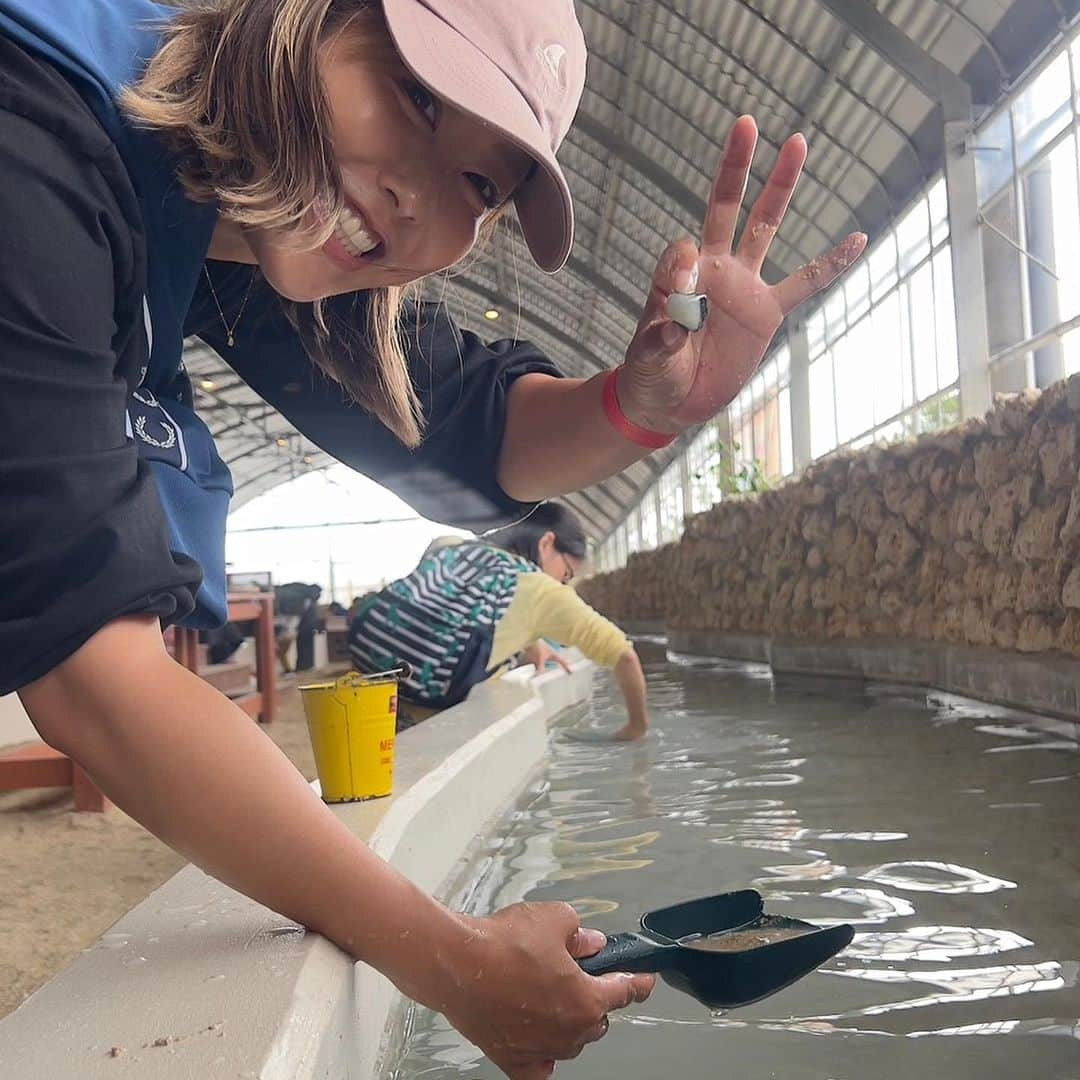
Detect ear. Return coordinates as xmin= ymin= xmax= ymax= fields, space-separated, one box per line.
xmin=537 ymin=530 xmax=557 ymax=557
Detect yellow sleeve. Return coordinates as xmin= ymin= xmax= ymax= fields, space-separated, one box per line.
xmin=491 ymin=572 xmax=631 ymax=669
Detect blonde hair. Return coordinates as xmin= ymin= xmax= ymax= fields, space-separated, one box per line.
xmin=123 ymin=1 xmax=425 ymax=446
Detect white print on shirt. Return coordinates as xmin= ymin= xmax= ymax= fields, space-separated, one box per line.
xmin=140 ymin=295 xmax=153 ymax=384
xmin=127 ymin=388 xmax=189 ymax=473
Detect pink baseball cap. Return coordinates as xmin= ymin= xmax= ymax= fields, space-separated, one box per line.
xmin=382 ymin=0 xmax=587 ymax=273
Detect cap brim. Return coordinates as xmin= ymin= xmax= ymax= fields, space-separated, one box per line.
xmin=382 ymin=0 xmax=574 ymax=273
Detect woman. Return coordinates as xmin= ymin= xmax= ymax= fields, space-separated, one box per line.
xmin=0 ymin=0 xmax=864 ymax=1074
xmin=351 ymin=503 xmax=650 ymax=741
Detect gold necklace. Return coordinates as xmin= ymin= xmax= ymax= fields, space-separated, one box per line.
xmin=203 ymin=265 xmax=258 ymax=348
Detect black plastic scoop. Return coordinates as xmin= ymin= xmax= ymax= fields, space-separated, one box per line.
xmin=578 ymin=889 xmax=854 ymax=1010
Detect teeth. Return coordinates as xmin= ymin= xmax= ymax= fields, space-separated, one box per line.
xmin=335 ymin=204 xmax=378 ymax=258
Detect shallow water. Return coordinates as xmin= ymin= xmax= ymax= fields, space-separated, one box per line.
xmin=391 ymin=656 xmax=1080 ymax=1079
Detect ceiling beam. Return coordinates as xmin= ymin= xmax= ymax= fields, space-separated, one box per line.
xmin=814 ymin=0 xmax=975 ymax=120
xmin=579 ymin=0 xmax=651 ymax=352
xmin=573 ymin=111 xmax=788 ymax=286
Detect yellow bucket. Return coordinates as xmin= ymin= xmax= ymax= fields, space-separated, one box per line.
xmin=299 ymin=670 xmax=401 ymax=802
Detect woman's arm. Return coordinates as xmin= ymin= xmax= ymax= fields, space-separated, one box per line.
xmin=498 ymin=372 xmax=660 ymax=502
xmin=612 ymin=649 xmax=649 ymax=742
xmin=21 ymin=616 xmax=652 ymax=1076
xmin=498 ymin=118 xmax=864 ymax=503
xmin=512 ymin=577 xmax=648 ymax=737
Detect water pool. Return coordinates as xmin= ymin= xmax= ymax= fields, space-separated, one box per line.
xmin=392 ymin=654 xmax=1080 ymax=1079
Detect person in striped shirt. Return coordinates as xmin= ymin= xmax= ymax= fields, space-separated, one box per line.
xmin=349 ymin=503 xmax=649 ymax=741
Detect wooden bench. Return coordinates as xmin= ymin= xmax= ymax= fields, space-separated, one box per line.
xmin=0 ymin=593 xmax=277 ymax=812
xmin=0 ymin=743 xmax=108 ymax=812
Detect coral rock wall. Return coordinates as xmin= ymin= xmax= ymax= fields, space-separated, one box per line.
xmin=580 ymin=378 xmax=1080 ymax=658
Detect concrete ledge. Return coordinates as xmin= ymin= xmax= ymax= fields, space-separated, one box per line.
xmin=668 ymin=629 xmax=1080 ymax=722
xmin=0 ymin=661 xmax=594 ymax=1079
xmin=665 ymin=629 xmax=771 ymax=665
xmin=622 ymin=618 xmax=668 ymax=638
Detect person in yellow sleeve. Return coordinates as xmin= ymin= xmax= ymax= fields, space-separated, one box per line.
xmin=348 ymin=503 xmax=649 ymax=741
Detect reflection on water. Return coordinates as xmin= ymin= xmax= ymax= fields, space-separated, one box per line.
xmin=860 ymin=861 xmax=1018 ymax=895
xmin=828 ymin=960 xmax=1079 ymax=1017
xmin=847 ymin=925 xmax=1034 ymax=962
xmin=392 ymin=661 xmax=1080 ymax=1080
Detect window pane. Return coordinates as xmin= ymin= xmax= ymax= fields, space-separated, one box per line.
xmin=825 ymin=288 xmax=847 ymax=343
xmin=909 ymin=262 xmax=939 ymax=400
xmin=928 ymin=176 xmax=949 ymax=246
xmin=763 ymin=356 xmax=778 ymax=396
xmin=776 ymin=342 xmax=791 ymax=387
xmin=899 ymin=280 xmax=915 ymax=408
xmin=933 ymin=247 xmax=959 ymax=388
xmin=981 ymin=188 xmax=1027 ymax=353
xmin=1013 ymin=53 xmax=1071 ymax=169
xmin=762 ymin=394 xmax=780 ymax=478
xmin=835 ymin=317 xmax=875 ymax=443
xmin=809 ymin=354 xmax=837 ymax=459
xmin=1026 ymin=133 xmax=1080 ymax=326
xmin=1063 ymin=324 xmax=1080 ymax=377
xmin=779 ymin=386 xmax=794 ymax=476
xmin=751 ymin=372 xmax=765 ymax=404
xmin=976 ymin=108 xmax=1015 ymax=204
xmin=740 ymin=421 xmax=753 ymax=465
xmin=640 ymin=503 xmax=658 ymax=550
xmin=869 ymin=232 xmax=899 ymax=302
xmin=897 ymin=197 xmax=931 ymax=275
xmin=872 ymin=290 xmax=905 ymax=423
xmin=845 ymin=261 xmax=871 ymax=323
xmin=807 ymin=309 xmax=827 ymax=358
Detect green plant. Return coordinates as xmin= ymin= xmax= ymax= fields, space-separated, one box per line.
xmin=694 ymin=439 xmax=771 ymax=497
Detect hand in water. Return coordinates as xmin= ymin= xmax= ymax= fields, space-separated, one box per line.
xmin=437 ymin=902 xmax=653 ymax=1078
xmin=620 ymin=115 xmax=867 ymax=431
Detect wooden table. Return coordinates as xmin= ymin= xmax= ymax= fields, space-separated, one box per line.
xmin=0 ymin=593 xmax=277 ymax=812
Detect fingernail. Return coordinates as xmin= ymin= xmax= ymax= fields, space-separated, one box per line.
xmin=675 ymin=262 xmax=699 ymax=293
xmin=580 ymin=928 xmax=607 ymax=950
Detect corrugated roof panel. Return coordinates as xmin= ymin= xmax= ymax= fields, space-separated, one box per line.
xmin=179 ymin=0 xmax=1075 ymax=541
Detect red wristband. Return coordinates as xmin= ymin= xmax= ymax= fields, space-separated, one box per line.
xmin=601 ymin=369 xmax=676 ymax=450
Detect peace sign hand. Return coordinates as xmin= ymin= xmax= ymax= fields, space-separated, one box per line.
xmin=618 ymin=116 xmax=867 ymax=432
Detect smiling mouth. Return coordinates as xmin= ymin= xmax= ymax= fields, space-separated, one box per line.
xmin=327 ymin=197 xmax=385 ymax=263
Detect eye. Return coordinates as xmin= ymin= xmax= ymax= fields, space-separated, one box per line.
xmin=402 ymin=79 xmax=438 ymax=128
xmin=466 ymin=172 xmax=501 ymax=210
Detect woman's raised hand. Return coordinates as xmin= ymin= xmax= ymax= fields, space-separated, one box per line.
xmin=619 ymin=116 xmax=867 ymax=432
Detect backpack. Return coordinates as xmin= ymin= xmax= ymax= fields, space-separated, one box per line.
xmin=348 ymin=542 xmax=534 ymax=708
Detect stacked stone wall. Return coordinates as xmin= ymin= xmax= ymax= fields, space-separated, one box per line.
xmin=580 ymin=378 xmax=1080 ymax=658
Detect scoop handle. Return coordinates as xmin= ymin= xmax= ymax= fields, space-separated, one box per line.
xmin=578 ymin=932 xmax=669 ymax=976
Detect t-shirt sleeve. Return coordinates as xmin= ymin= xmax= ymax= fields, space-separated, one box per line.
xmin=0 ymin=98 xmax=201 ymax=694
xmin=202 ymin=279 xmax=562 ymax=533
xmin=515 ymin=573 xmax=631 ymax=668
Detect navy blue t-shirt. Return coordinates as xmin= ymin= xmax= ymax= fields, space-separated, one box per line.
xmin=0 ymin=28 xmax=559 ymax=694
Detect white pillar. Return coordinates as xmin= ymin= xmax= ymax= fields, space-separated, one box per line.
xmin=944 ymin=118 xmax=994 ymax=419
xmin=788 ymin=319 xmax=813 ymax=471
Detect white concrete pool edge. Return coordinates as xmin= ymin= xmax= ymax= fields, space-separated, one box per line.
xmin=0 ymin=659 xmax=594 ymax=1080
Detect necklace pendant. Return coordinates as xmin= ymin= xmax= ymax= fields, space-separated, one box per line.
xmin=227 ymin=333 xmax=235 ymax=347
